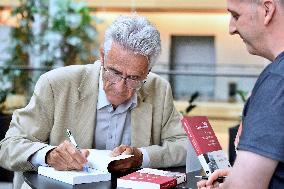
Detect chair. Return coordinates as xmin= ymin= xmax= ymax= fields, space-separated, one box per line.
xmin=228 ymin=125 xmax=239 ymax=165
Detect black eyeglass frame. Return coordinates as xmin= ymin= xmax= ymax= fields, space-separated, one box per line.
xmin=102 ymin=66 xmax=146 ymax=90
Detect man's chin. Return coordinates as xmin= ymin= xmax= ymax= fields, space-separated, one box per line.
xmin=245 ymin=44 xmax=258 ymax=55
xmin=108 ymin=97 xmax=128 ymax=107
xmin=246 ymin=48 xmax=258 ymax=55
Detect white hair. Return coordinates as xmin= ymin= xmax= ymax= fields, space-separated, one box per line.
xmin=103 ymin=14 xmax=161 ymax=69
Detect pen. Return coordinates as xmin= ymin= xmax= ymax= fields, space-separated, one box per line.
xmin=195 ymin=175 xmax=227 ymax=183
xmin=66 ymin=129 xmax=89 ymax=172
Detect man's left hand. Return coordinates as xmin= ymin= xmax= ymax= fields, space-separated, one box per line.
xmin=108 ymin=144 xmax=143 ymax=172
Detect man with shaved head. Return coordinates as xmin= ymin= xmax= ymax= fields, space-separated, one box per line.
xmin=198 ymin=0 xmax=284 ymax=188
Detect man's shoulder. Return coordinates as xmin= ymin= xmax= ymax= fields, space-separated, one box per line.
xmin=140 ymin=72 xmax=172 ymax=99
xmin=269 ymin=51 xmax=284 ymax=77
xmin=41 ymin=62 xmax=100 ymax=84
xmin=43 ymin=64 xmax=94 ymax=78
xmin=146 ymin=72 xmax=169 ymax=87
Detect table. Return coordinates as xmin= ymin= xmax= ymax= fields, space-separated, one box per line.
xmin=0 ymin=114 xmax=14 ymax=182
xmin=23 ymin=167 xmax=202 ymax=189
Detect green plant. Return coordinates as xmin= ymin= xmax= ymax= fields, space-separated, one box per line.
xmin=181 ymin=91 xmax=200 ymax=115
xmin=236 ymin=90 xmax=248 ymax=103
xmin=8 ymin=0 xmax=98 ymax=67
xmin=2 ymin=0 xmax=98 ymax=104
xmin=0 ymin=68 xmax=13 ymax=114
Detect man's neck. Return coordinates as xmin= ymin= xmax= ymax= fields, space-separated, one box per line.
xmin=112 ymin=104 xmax=118 ymax=110
xmin=267 ymin=9 xmax=284 ymax=60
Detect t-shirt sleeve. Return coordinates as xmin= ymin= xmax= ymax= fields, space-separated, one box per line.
xmin=238 ymin=73 xmax=284 ymax=162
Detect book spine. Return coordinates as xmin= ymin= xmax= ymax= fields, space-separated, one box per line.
xmin=182 ymin=119 xmax=202 ymax=156
xmin=160 ymin=179 xmax=177 ymax=189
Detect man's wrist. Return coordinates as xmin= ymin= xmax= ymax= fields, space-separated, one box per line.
xmin=45 ymin=147 xmax=56 ymax=166
xmin=29 ymin=145 xmax=56 ymax=167
xmin=138 ymin=148 xmax=150 ymax=168
xmin=136 ymin=148 xmax=143 ymax=167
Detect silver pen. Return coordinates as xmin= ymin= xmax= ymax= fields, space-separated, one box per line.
xmin=66 ymin=129 xmax=89 ymax=172
xmin=66 ymin=129 xmax=80 ymax=151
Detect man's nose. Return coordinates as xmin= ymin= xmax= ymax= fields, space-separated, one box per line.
xmin=115 ymin=77 xmax=127 ymax=91
xmin=229 ymin=18 xmax=237 ymax=35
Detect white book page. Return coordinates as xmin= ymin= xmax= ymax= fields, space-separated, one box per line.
xmin=87 ymin=149 xmax=133 ymax=172
xmin=38 ymin=149 xmax=133 ymax=185
xmin=38 ymin=166 xmax=111 ymax=185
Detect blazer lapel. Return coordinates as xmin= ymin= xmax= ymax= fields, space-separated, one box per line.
xmin=71 ymin=62 xmax=153 ymax=149
xmin=72 ymin=63 xmax=101 ymax=149
xmin=131 ymin=90 xmax=152 ymax=147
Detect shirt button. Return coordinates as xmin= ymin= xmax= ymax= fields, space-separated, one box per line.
xmin=109 ymin=135 xmax=112 ymax=139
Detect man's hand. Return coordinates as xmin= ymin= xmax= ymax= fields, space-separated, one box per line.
xmin=108 ymin=144 xmax=143 ymax=172
xmin=46 ymin=140 xmax=89 ymax=171
xmin=197 ymin=168 xmax=231 ymax=189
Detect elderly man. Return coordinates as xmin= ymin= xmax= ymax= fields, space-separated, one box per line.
xmin=197 ymin=0 xmax=284 ymax=189
xmin=0 ymin=14 xmax=196 ymax=189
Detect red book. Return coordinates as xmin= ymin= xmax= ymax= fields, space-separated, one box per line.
xmin=117 ymin=171 xmax=177 ymax=189
xmin=182 ymin=116 xmax=231 ymax=175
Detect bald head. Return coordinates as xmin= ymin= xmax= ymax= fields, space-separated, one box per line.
xmin=253 ymin=0 xmax=284 ymax=5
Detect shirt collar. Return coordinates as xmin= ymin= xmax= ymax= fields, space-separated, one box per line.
xmin=97 ymin=67 xmax=138 ymax=110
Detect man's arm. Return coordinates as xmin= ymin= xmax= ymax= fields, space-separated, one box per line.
xmin=223 ymin=150 xmax=278 ymax=189
xmin=0 ymin=74 xmax=55 ymax=171
xmin=144 ymin=81 xmax=191 ymax=168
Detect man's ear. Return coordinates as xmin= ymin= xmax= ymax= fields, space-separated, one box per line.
xmin=100 ymin=46 xmax=104 ymax=66
xmin=262 ymin=0 xmax=276 ymax=25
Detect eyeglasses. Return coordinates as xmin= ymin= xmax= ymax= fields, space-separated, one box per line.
xmin=102 ymin=67 xmax=146 ymax=90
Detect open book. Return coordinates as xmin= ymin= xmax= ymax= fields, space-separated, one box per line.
xmin=38 ymin=149 xmax=133 ymax=185
xmin=182 ymin=116 xmax=231 ymax=176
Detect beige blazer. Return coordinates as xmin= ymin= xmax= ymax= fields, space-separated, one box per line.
xmin=0 ymin=61 xmax=192 ymax=189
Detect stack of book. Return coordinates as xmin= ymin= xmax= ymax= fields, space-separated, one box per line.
xmin=38 ymin=149 xmax=133 ymax=185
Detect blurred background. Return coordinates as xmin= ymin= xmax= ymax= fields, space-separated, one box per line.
xmin=0 ymin=0 xmax=268 ymax=188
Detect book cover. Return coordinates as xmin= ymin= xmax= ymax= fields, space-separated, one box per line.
xmin=117 ymin=168 xmax=186 ymax=189
xmin=137 ymin=168 xmax=186 ymax=184
xmin=117 ymin=171 xmax=177 ymax=189
xmin=38 ymin=149 xmax=132 ymax=185
xmin=182 ymin=116 xmax=231 ymax=175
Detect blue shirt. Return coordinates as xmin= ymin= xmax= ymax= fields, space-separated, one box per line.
xmin=95 ymin=71 xmax=137 ymax=150
xmin=239 ymin=51 xmax=284 ymax=189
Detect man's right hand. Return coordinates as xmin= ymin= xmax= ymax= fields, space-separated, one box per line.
xmin=197 ymin=168 xmax=231 ymax=189
xmin=46 ymin=140 xmax=89 ymax=171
